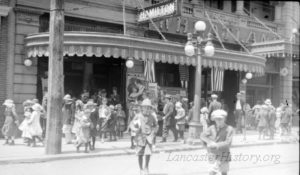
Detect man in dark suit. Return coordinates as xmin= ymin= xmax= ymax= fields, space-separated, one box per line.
xmin=161 ymin=94 xmax=178 ymax=142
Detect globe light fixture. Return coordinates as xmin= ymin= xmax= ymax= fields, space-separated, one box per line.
xmin=292 ymin=28 xmax=298 ymax=34
xmin=184 ymin=44 xmax=195 ymax=57
xmin=126 ymin=58 xmax=134 ymax=68
xmin=24 ymin=59 xmax=32 ymax=67
xmin=194 ymin=21 xmax=206 ymax=32
xmin=242 ymin=78 xmax=247 ymax=84
xmin=245 ymin=72 xmax=253 ymax=80
xmin=204 ymin=44 xmax=215 ymax=57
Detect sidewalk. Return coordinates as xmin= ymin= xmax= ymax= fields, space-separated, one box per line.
xmin=0 ymin=127 xmax=298 ymax=165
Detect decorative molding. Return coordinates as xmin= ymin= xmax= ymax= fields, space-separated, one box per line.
xmin=0 ymin=5 xmax=11 ymax=16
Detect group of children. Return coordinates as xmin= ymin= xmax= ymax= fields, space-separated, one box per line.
xmin=69 ymin=97 xmax=126 ymax=153
xmin=2 ymin=99 xmax=44 ymax=147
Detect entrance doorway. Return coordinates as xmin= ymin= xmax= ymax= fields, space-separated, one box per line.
xmin=37 ymin=56 xmax=126 ymax=106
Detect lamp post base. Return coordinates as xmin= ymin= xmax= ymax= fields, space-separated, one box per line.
xmin=186 ymin=122 xmax=203 ymax=145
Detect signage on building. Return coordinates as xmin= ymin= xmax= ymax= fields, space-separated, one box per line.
xmin=137 ymin=0 xmax=182 ymax=23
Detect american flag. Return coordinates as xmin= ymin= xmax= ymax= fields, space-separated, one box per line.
xmin=144 ymin=60 xmax=156 ymax=83
xmin=211 ymin=67 xmax=224 ymax=92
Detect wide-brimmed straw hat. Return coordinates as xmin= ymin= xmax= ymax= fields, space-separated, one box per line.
xmin=264 ymin=99 xmax=272 ymax=105
xmin=211 ymin=109 xmax=227 ymax=121
xmin=23 ymin=100 xmax=34 ymax=107
xmin=141 ymin=98 xmax=153 ymax=107
xmin=63 ymin=94 xmax=73 ymax=104
xmin=211 ymin=94 xmax=218 ymax=99
xmin=84 ymin=101 xmax=96 ymax=110
xmin=165 ymin=94 xmax=172 ymax=99
xmin=200 ymin=107 xmax=209 ymax=113
xmin=175 ymin=102 xmax=182 ymax=108
xmin=32 ymin=103 xmax=43 ymax=111
xmin=3 ymin=99 xmax=14 ymax=106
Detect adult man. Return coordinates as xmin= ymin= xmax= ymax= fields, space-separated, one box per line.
xmin=208 ymin=94 xmax=222 ymax=126
xmin=234 ymin=92 xmax=245 ymax=134
xmin=161 ymin=94 xmax=178 ymax=142
xmin=265 ymin=99 xmax=276 ymax=139
xmin=200 ymin=109 xmax=234 ymax=175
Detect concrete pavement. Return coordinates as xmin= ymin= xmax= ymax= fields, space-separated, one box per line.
xmin=0 ymin=144 xmax=298 ymax=175
xmin=0 ymin=127 xmax=298 ymax=165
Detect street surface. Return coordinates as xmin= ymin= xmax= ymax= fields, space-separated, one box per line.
xmin=0 ymin=143 xmax=298 ymax=175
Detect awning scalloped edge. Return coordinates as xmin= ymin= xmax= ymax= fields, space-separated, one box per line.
xmin=27 ymin=45 xmax=265 ymax=75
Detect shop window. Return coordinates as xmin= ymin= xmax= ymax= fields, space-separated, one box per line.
xmin=155 ymin=63 xmax=181 ymax=87
xmin=204 ymin=0 xmax=224 ymax=10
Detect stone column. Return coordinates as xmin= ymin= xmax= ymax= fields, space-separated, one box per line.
xmin=236 ymin=0 xmax=245 ymax=15
xmin=83 ymin=62 xmax=93 ymax=91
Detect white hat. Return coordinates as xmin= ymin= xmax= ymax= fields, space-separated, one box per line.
xmin=200 ymin=107 xmax=209 ymax=113
xmin=175 ymin=102 xmax=182 ymax=108
xmin=211 ymin=109 xmax=227 ymax=121
xmin=141 ymin=98 xmax=152 ymax=107
xmin=32 ymin=103 xmax=43 ymax=111
xmin=3 ymin=99 xmax=14 ymax=106
xmin=265 ymin=99 xmax=272 ymax=105
xmin=211 ymin=94 xmax=218 ymax=99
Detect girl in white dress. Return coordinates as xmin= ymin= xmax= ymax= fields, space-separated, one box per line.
xmin=18 ymin=100 xmax=34 ymax=146
xmin=72 ymin=100 xmax=84 ymax=143
xmin=28 ymin=103 xmax=44 ymax=147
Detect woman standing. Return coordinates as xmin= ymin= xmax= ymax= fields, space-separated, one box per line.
xmin=2 ymin=99 xmax=19 ymax=145
xmin=256 ymin=105 xmax=268 ymax=140
xmin=28 ymin=103 xmax=44 ymax=147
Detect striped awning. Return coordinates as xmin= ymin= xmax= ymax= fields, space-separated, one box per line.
xmin=25 ymin=32 xmax=266 ymax=74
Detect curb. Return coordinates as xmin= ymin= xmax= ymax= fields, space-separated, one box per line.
xmin=0 ymin=140 xmax=297 ymax=165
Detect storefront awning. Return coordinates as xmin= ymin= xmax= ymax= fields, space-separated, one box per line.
xmin=25 ymin=32 xmax=265 ymax=74
xmin=250 ymin=39 xmax=299 ymax=58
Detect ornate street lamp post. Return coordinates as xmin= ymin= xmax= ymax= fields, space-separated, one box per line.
xmin=241 ymin=72 xmax=253 ymax=141
xmin=184 ymin=21 xmax=215 ymax=144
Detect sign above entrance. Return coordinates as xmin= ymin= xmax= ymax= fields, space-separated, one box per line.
xmin=137 ymin=0 xmax=182 ymax=23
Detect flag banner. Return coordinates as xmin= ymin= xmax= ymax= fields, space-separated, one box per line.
xmin=144 ymin=60 xmax=156 ymax=83
xmin=211 ymin=67 xmax=224 ymax=92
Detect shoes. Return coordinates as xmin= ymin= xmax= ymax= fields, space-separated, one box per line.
xmin=172 ymin=139 xmax=178 ymax=142
xmin=9 ymin=140 xmax=15 ymax=145
xmin=160 ymin=139 xmax=166 ymax=143
xmin=76 ymin=146 xmax=80 ymax=153
xmin=130 ymin=145 xmax=135 ymax=149
xmin=143 ymin=168 xmax=149 ymax=175
xmin=3 ymin=140 xmax=9 ymax=145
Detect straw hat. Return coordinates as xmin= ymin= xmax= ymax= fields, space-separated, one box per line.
xmin=165 ymin=94 xmax=172 ymax=99
xmin=211 ymin=94 xmax=218 ymax=99
xmin=200 ymin=107 xmax=209 ymax=113
xmin=32 ymin=103 xmax=43 ymax=111
xmin=23 ymin=100 xmax=34 ymax=107
xmin=264 ymin=99 xmax=272 ymax=105
xmin=84 ymin=101 xmax=96 ymax=110
xmin=211 ymin=109 xmax=227 ymax=121
xmin=141 ymin=98 xmax=153 ymax=107
xmin=3 ymin=99 xmax=14 ymax=106
xmin=63 ymin=94 xmax=73 ymax=104
xmin=175 ymin=102 xmax=182 ymax=108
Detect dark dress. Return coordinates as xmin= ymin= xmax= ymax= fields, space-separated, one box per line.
xmin=2 ymin=108 xmax=18 ymax=137
xmin=90 ymin=108 xmax=99 ymax=137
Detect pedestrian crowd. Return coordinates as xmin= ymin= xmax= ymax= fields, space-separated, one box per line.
xmin=1 ymin=88 xmax=296 ymax=175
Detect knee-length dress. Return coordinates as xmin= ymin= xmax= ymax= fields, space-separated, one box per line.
xmin=98 ymin=105 xmax=111 ymax=132
xmin=28 ymin=111 xmax=43 ymax=137
xmin=18 ymin=110 xmax=32 ymax=139
xmin=2 ymin=108 xmax=18 ymax=137
xmin=77 ymin=115 xmax=92 ymax=144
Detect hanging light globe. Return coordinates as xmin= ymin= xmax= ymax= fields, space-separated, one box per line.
xmin=184 ymin=44 xmax=195 ymax=57
xmin=126 ymin=59 xmax=134 ymax=68
xmin=292 ymin=28 xmax=298 ymax=34
xmin=194 ymin=21 xmax=206 ymax=32
xmin=245 ymin=72 xmax=253 ymax=80
xmin=24 ymin=59 xmax=32 ymax=67
xmin=242 ymin=78 xmax=247 ymax=84
xmin=204 ymin=44 xmax=215 ymax=57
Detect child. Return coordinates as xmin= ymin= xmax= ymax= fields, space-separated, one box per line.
xmin=72 ymin=100 xmax=84 ymax=144
xmin=19 ymin=100 xmax=34 ymax=146
xmin=200 ymin=109 xmax=234 ymax=175
xmin=108 ymin=105 xmax=117 ymax=141
xmin=97 ymin=98 xmax=111 ymax=143
xmin=2 ymin=99 xmax=19 ymax=145
xmin=256 ymin=105 xmax=268 ymax=140
xmin=76 ymin=102 xmax=93 ymax=153
xmin=200 ymin=107 xmax=209 ymax=131
xmin=131 ymin=100 xmax=158 ymax=175
xmin=115 ymin=104 xmax=126 ymax=139
xmin=28 ymin=103 xmax=44 ymax=147
xmin=174 ymin=102 xmax=186 ymax=142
